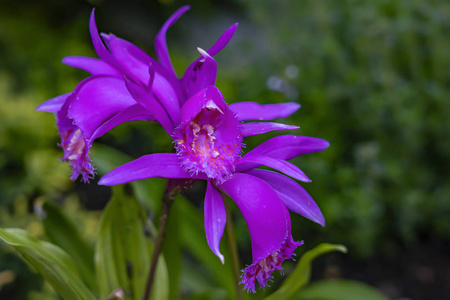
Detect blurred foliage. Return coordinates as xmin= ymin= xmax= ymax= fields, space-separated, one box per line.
xmin=0 ymin=0 xmax=449 ymax=299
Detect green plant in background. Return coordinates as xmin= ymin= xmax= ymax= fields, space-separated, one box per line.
xmin=241 ymin=0 xmax=450 ymax=258
xmin=0 ymin=0 xmax=449 ymax=299
xmin=0 ymin=4 xmax=389 ymax=300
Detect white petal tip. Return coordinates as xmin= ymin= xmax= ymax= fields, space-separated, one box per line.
xmin=197 ymin=47 xmax=210 ymax=57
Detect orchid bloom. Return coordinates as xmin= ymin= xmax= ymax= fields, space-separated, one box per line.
xmin=38 ymin=5 xmax=329 ymax=292
xmin=98 ymin=85 xmax=329 ymax=292
xmin=37 ymin=5 xmax=236 ymax=181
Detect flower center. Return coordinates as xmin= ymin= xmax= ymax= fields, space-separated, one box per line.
xmin=174 ymin=107 xmax=242 ymax=182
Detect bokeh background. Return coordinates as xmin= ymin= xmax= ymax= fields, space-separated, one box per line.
xmin=0 ymin=0 xmax=449 ymax=299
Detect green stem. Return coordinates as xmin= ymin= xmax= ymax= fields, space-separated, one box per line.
xmin=223 ymin=193 xmax=244 ymax=300
xmin=142 ymin=181 xmax=179 ymax=300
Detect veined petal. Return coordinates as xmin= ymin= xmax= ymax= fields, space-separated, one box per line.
xmin=68 ymin=76 xmax=136 ymax=140
xmin=91 ymin=103 xmax=154 ymax=141
xmin=246 ymin=135 xmax=330 ymax=160
xmin=36 ymin=93 xmax=70 ymax=113
xmin=204 ymin=181 xmax=226 ymax=264
xmin=125 ymin=78 xmax=174 ymax=134
xmin=62 ymin=56 xmax=121 ymax=77
xmin=182 ymin=48 xmax=217 ymax=100
xmin=217 ymin=173 xmax=302 ymax=292
xmin=246 ymin=169 xmax=325 ymax=226
xmin=235 ymin=155 xmax=311 ymax=182
xmin=240 ymin=122 xmax=299 ymax=137
xmin=98 ymin=153 xmax=207 ymax=186
xmin=229 ymin=102 xmax=300 ymax=121
xmin=207 ymin=23 xmax=238 ymax=57
xmin=155 ymin=5 xmax=190 ymax=78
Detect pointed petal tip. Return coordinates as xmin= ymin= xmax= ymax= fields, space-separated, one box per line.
xmin=35 ymin=106 xmax=45 ymax=112
xmin=320 ymin=219 xmax=326 ymax=227
xmin=97 ymin=177 xmax=109 ymax=186
xmin=217 ymin=253 xmax=225 ymax=264
xmin=89 ymin=8 xmax=96 ymax=23
xmin=197 ymin=47 xmax=210 ymax=57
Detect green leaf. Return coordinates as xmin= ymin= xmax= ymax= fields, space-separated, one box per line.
xmin=0 ymin=228 xmax=96 ymax=300
xmin=296 ymin=279 xmax=388 ymax=300
xmin=40 ymin=201 xmax=98 ymax=292
xmin=95 ymin=185 xmax=168 ymax=300
xmin=265 ymin=243 xmax=347 ymax=300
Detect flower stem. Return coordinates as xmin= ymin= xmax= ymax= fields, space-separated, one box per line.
xmin=222 ymin=193 xmax=244 ymax=300
xmin=142 ymin=180 xmax=179 ymax=300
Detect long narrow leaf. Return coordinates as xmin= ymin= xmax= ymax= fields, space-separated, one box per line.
xmin=0 ymin=228 xmax=96 ymax=300
xmin=296 ymin=279 xmax=388 ymax=300
xmin=41 ymin=201 xmax=98 ymax=292
xmin=95 ymin=186 xmax=168 ymax=300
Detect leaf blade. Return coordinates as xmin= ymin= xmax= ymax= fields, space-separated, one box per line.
xmin=95 ymin=186 xmax=169 ymax=300
xmin=0 ymin=228 xmax=96 ymax=300
xmin=296 ymin=279 xmax=388 ymax=300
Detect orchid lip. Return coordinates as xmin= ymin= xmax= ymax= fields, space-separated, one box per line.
xmin=173 ymin=87 xmax=243 ymax=182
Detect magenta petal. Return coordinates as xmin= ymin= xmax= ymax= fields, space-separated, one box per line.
xmin=55 ymin=95 xmax=95 ymax=182
xmin=246 ymin=169 xmax=325 ymax=226
xmin=204 ymin=181 xmax=226 ymax=264
xmin=246 ymin=135 xmax=330 ymax=160
xmin=68 ymin=76 xmax=136 ymax=140
xmin=240 ymin=122 xmax=299 ymax=137
xmin=151 ymin=73 xmax=181 ymax=125
xmin=179 ymin=86 xmax=227 ymax=124
xmin=229 ymin=102 xmax=300 ymax=121
xmin=89 ymin=9 xmax=114 ymax=65
xmin=217 ymin=173 xmax=288 ymax=262
xmin=101 ymin=34 xmax=150 ymax=85
xmin=182 ymin=48 xmax=217 ymax=100
xmin=217 ymin=173 xmax=302 ymax=292
xmin=62 ymin=56 xmax=121 ymax=77
xmin=207 ymin=23 xmax=238 ymax=57
xmin=36 ymin=93 xmax=70 ymax=113
xmin=98 ymin=153 xmax=207 ymax=186
xmin=236 ymin=155 xmax=311 ymax=182
xmin=125 ymin=78 xmax=174 ymax=134
xmin=91 ymin=103 xmax=153 ymax=141
xmin=155 ymin=5 xmax=190 ymax=78
xmin=100 ymin=33 xmax=184 ymax=103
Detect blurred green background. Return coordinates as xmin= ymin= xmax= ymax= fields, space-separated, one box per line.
xmin=0 ymin=0 xmax=449 ymax=299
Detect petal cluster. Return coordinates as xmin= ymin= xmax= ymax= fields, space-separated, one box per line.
xmin=38 ymin=6 xmax=329 ymax=293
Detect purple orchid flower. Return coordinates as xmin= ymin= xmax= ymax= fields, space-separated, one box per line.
xmin=37 ymin=5 xmax=329 ymax=292
xmin=98 ymin=85 xmax=329 ymax=292
xmin=37 ymin=6 xmax=237 ymax=182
